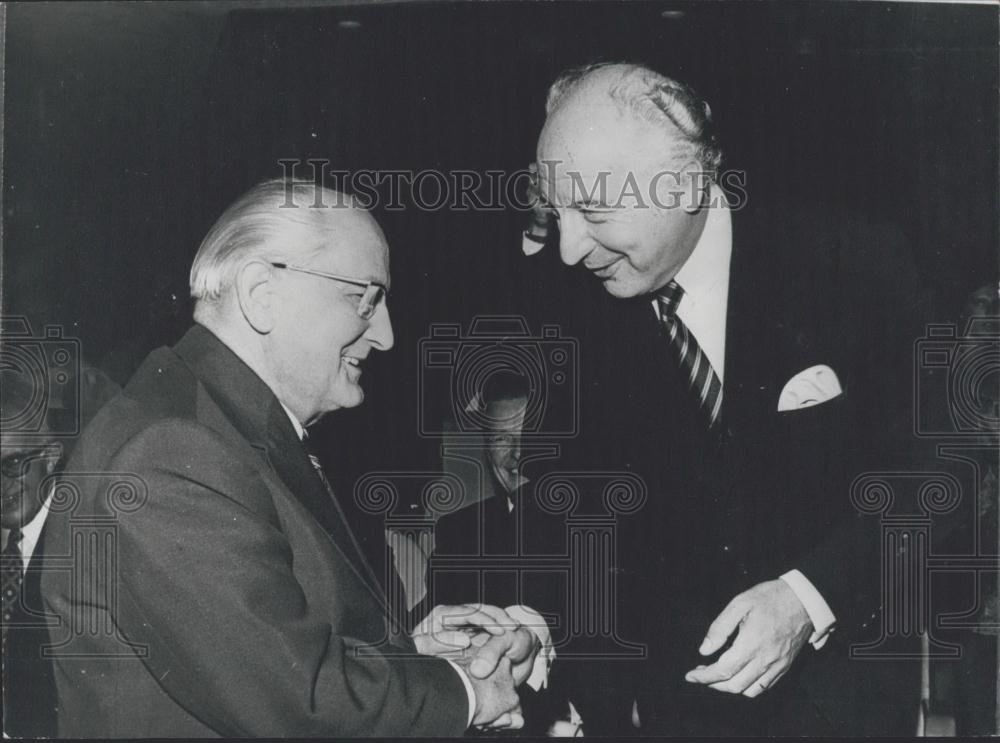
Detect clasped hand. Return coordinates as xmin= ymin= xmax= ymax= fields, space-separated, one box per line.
xmin=413 ymin=604 xmax=540 ymax=729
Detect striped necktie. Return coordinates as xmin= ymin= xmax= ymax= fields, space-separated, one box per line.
xmin=656 ymin=280 xmax=723 ymax=427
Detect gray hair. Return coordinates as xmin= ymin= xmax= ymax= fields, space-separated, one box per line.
xmin=189 ymin=178 xmax=350 ymax=306
xmin=545 ymin=62 xmax=722 ymax=176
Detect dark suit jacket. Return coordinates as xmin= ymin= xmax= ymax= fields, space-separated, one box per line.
xmin=427 ymin=459 xmax=574 ymax=637
xmin=2 ymin=530 xmax=58 ymax=738
xmin=430 ymin=477 xmax=521 ymax=610
xmin=524 ymin=196 xmax=928 ymax=735
xmin=40 ymin=325 xmax=469 ymax=737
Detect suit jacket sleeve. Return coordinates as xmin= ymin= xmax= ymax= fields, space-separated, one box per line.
xmin=93 ymin=420 xmax=469 ymax=738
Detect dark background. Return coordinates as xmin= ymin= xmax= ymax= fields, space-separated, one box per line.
xmin=3 ymin=0 xmax=998 ymax=481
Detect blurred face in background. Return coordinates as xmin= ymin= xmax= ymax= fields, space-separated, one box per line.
xmin=1 ymin=430 xmax=62 ymax=530
xmin=961 ymin=284 xmax=1000 ymax=449
xmin=484 ymin=395 xmax=529 ymax=494
xmin=0 ymin=364 xmax=116 ymax=531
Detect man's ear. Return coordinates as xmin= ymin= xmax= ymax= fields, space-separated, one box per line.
xmin=235 ymin=260 xmax=277 ymax=334
xmin=44 ymin=442 xmax=64 ymax=474
xmin=678 ymin=158 xmax=711 ymax=213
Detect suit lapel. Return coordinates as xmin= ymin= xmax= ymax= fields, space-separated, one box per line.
xmin=722 ymin=204 xmax=786 ymax=437
xmin=259 ymin=435 xmax=388 ymax=603
xmin=173 ymin=326 xmax=391 ymax=614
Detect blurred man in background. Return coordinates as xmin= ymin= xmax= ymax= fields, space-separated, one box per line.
xmin=428 ymin=371 xmax=582 ymax=735
xmin=2 ymin=359 xmax=119 ymax=738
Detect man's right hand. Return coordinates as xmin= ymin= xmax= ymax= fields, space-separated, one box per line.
xmin=413 ymin=604 xmax=541 ymax=728
xmin=412 ymin=603 xmax=518 ymax=657
xmin=465 ymin=622 xmax=540 ymax=687
xmin=453 ymin=654 xmax=523 ymax=729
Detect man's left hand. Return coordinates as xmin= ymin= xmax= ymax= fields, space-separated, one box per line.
xmin=684 ymin=580 xmax=812 ymax=697
xmin=466 ymin=624 xmax=540 ymax=687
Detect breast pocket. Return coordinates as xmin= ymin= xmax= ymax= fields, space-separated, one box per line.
xmin=770 ymin=393 xmax=855 ymax=508
xmin=775 ymin=392 xmax=849 ymax=441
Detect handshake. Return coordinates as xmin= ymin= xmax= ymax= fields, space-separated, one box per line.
xmin=412 ymin=604 xmax=545 ymax=730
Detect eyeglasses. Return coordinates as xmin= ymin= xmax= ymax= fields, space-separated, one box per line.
xmin=1 ymin=447 xmax=55 ymax=479
xmin=269 ymin=262 xmax=388 ymax=320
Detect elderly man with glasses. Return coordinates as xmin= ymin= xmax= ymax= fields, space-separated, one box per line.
xmin=2 ymin=357 xmax=119 ymax=738
xmin=1 ymin=367 xmax=64 ymax=739
xmin=41 ymin=178 xmax=535 ymax=738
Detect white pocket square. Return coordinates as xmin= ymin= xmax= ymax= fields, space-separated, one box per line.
xmin=778 ymin=365 xmax=843 ymax=411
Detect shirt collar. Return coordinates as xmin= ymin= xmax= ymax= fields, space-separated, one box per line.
xmin=18 ymin=495 xmax=52 ymax=569
xmin=279 ymin=402 xmax=306 ymax=441
xmin=672 ymin=186 xmax=732 ymax=306
xmin=2 ymin=490 xmax=53 ymax=571
xmin=650 ymin=184 xmax=733 ymax=380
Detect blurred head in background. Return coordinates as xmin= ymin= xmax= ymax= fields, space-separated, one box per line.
xmin=480 ymin=371 xmax=531 ymax=494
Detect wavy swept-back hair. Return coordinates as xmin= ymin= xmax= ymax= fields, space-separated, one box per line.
xmin=190 ymin=178 xmax=352 ymax=306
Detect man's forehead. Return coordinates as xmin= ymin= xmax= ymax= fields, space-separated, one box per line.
xmin=485 ymin=397 xmax=528 ymax=427
xmin=537 ymin=104 xmax=667 ymax=203
xmin=536 ymin=155 xmax=663 ymax=210
xmin=485 ymin=417 xmax=525 ymax=435
xmin=540 ymin=101 xmax=623 ymax=157
xmin=540 ymin=91 xmax=667 ymax=152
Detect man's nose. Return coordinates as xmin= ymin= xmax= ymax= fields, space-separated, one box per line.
xmin=557 ymin=211 xmax=593 ymax=266
xmin=510 ymin=439 xmax=521 ymax=462
xmin=366 ymin=302 xmax=394 ymax=351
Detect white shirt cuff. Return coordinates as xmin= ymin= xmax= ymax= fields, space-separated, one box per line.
xmin=780 ymin=569 xmax=836 ymax=649
xmin=445 ymin=659 xmax=477 ymax=727
xmin=504 ymin=604 xmax=554 ymax=691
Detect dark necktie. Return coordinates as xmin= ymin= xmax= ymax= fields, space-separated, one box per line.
xmin=2 ymin=529 xmax=24 ymax=639
xmin=3 ymin=528 xmax=57 ymax=738
xmin=306 ymin=450 xmax=336 ymax=501
xmin=656 ymin=280 xmax=723 ymax=427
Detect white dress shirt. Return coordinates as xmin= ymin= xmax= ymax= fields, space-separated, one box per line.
xmin=651 ymin=186 xmax=836 ymax=648
xmin=668 ymin=190 xmax=732 ymax=381
xmin=1 ymin=495 xmax=52 ymax=572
